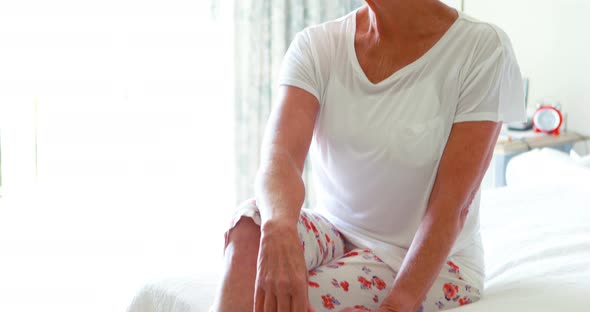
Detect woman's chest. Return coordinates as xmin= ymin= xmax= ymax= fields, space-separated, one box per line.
xmin=314 ymin=75 xmax=458 ymax=168
xmin=355 ymin=37 xmax=444 ymax=85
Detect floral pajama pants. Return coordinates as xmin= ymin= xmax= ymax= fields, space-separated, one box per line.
xmin=225 ymin=199 xmax=481 ymax=312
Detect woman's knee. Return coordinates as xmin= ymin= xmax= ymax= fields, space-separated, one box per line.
xmin=224 ymin=214 xmax=261 ymax=262
xmin=227 ymin=216 xmax=260 ymax=245
xmin=224 ymin=198 xmax=261 ymax=247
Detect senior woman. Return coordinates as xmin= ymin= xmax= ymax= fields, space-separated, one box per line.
xmin=213 ymin=0 xmax=525 ymax=311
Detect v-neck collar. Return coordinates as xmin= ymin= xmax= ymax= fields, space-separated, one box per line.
xmin=349 ymin=7 xmax=464 ymax=87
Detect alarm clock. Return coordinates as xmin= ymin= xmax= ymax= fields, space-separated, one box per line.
xmin=532 ymin=105 xmax=563 ymax=135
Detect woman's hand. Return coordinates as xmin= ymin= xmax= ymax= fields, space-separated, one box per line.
xmin=254 ymin=220 xmax=313 ymax=312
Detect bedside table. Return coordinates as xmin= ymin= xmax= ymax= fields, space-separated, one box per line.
xmin=487 ymin=130 xmax=589 ymax=187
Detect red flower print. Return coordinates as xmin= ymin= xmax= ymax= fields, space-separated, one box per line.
xmin=363 ymin=248 xmax=371 ymax=253
xmin=301 ymin=215 xmax=311 ymax=231
xmin=321 ymin=294 xmax=340 ymax=309
xmin=308 ymin=281 xmax=320 ymax=288
xmin=325 ymin=233 xmax=331 ymax=243
xmin=321 ymin=295 xmax=335 ymax=309
xmin=447 ymin=261 xmax=460 ymax=274
xmin=443 ymin=283 xmax=460 ymax=301
xmin=372 ymin=294 xmax=379 ymax=303
xmin=343 ymin=251 xmax=359 ymax=258
xmin=459 ymin=296 xmax=472 ymax=306
xmin=336 ymin=261 xmax=345 ymax=266
xmin=358 ymin=276 xmax=373 ymax=289
xmin=340 ymin=281 xmax=349 ymax=292
xmin=310 ymin=222 xmax=319 ymax=234
xmin=372 ymin=276 xmax=387 ymax=290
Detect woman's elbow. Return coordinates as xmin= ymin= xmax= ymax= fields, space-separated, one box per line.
xmin=458 ymin=187 xmax=479 ymax=228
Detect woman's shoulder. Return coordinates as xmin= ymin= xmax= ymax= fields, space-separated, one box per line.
xmin=296 ymin=9 xmax=356 ymax=49
xmin=456 ymin=12 xmax=515 ymax=52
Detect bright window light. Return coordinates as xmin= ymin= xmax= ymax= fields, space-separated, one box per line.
xmin=0 ymin=1 xmax=234 ymax=311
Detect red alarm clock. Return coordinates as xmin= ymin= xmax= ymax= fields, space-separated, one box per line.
xmin=532 ymin=105 xmax=563 ymax=135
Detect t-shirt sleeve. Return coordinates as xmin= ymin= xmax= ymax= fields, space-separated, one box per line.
xmin=278 ymin=31 xmax=322 ymax=103
xmin=454 ymin=32 xmax=526 ymax=124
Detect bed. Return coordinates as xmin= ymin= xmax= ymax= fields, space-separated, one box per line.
xmin=128 ymin=150 xmax=590 ymax=312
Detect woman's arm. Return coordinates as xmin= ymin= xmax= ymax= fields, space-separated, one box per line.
xmin=253 ymin=85 xmax=320 ymax=312
xmin=379 ymin=121 xmax=502 ymax=312
xmin=255 ymin=85 xmax=318 ymax=227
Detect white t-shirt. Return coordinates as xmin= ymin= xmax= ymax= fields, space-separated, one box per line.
xmin=278 ymin=8 xmax=526 ymax=286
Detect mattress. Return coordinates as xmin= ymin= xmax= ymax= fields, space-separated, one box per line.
xmin=128 ymin=182 xmax=590 ymax=312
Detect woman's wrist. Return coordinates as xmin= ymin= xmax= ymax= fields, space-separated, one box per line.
xmin=261 ymin=217 xmax=298 ymax=235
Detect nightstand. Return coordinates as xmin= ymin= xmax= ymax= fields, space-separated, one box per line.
xmin=486 ymin=130 xmax=589 ymax=188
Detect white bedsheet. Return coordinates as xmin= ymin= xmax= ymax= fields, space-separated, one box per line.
xmin=453 ymin=182 xmax=590 ymax=311
xmin=128 ymin=182 xmax=590 ymax=312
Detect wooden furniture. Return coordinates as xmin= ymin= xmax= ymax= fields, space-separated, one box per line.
xmin=487 ymin=130 xmax=589 ymax=187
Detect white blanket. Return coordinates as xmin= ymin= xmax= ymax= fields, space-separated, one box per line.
xmin=128 ymin=182 xmax=590 ymax=312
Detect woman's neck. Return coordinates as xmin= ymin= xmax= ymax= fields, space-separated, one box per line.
xmin=363 ymin=0 xmax=447 ymax=42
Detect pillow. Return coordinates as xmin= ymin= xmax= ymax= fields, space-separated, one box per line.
xmin=505 ymin=148 xmax=590 ymax=187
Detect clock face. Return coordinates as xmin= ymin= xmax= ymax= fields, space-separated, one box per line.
xmin=533 ymin=109 xmax=561 ymax=131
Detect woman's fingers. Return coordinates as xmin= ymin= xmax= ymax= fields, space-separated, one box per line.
xmin=290 ymin=282 xmax=308 ymax=312
xmin=277 ymin=293 xmax=291 ymax=312
xmin=263 ymin=289 xmax=277 ymax=312
xmin=255 ymin=286 xmax=308 ymax=312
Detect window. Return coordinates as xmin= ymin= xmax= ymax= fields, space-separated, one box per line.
xmin=0 ymin=1 xmax=234 ymax=310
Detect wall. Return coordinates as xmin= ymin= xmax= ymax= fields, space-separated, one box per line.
xmin=465 ymin=0 xmax=590 ymax=155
